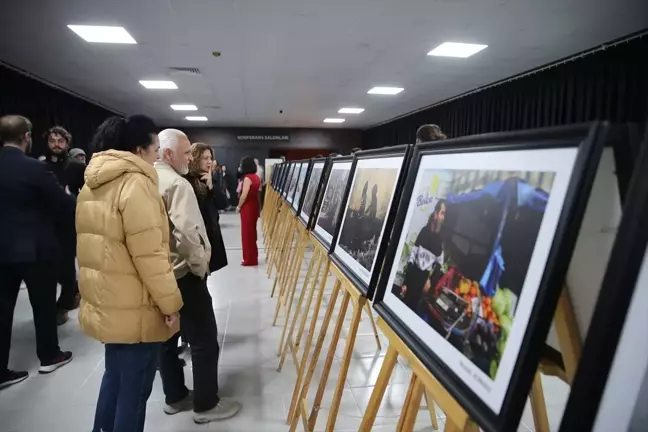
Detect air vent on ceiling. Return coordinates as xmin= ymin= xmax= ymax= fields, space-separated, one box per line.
xmin=167 ymin=67 xmax=201 ymax=76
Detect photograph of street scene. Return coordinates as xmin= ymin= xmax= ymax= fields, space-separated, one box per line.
xmin=336 ymin=167 xmax=399 ymax=272
xmin=390 ymin=168 xmax=556 ymax=379
xmin=293 ymin=163 xmax=309 ymax=209
xmin=301 ymin=166 xmax=324 ymax=220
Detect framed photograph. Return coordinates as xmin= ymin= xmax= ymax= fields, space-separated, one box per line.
xmin=291 ymin=160 xmax=311 ymax=214
xmin=373 ymin=123 xmax=609 ymax=432
xmin=560 ymin=127 xmax=648 ymax=432
xmin=271 ymin=163 xmax=281 ymax=189
xmin=286 ymin=162 xmax=303 ymax=206
xmin=282 ymin=163 xmax=296 ymax=200
xmin=299 ymin=158 xmax=328 ymax=227
xmin=312 ymin=156 xmax=354 ymax=250
xmin=330 ymin=146 xmax=412 ymax=298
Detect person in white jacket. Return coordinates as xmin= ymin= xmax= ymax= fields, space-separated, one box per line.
xmin=155 ymin=128 xmax=240 ymax=424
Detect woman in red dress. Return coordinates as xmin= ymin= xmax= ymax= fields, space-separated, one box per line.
xmin=236 ymin=156 xmax=261 ymax=266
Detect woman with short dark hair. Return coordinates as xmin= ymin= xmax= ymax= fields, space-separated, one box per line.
xmin=77 ymin=115 xmax=183 ymax=432
xmin=236 ymin=156 xmax=261 ymax=266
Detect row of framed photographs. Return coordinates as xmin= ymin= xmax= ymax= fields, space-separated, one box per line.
xmin=268 ymin=122 xmax=642 ymax=432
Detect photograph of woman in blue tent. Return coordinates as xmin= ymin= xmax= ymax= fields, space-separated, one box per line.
xmin=391 ymin=169 xmax=555 ymax=379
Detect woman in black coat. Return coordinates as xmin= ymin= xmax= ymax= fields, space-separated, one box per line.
xmin=185 ymin=143 xmax=228 ymax=272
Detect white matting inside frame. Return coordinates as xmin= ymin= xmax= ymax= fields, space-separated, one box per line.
xmin=313 ymin=161 xmax=353 ymax=246
xmin=332 ymin=156 xmax=404 ymax=286
xmin=383 ymin=146 xmax=578 ymax=414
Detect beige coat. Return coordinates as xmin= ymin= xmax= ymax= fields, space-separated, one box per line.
xmin=76 ymin=150 xmax=183 ymax=343
xmin=155 ymin=161 xmax=211 ymax=279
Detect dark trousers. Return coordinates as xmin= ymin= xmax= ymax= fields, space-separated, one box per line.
xmin=93 ymin=343 xmax=160 ymax=432
xmin=159 ymin=273 xmax=220 ymax=412
xmin=0 ymin=262 xmax=60 ymax=373
xmin=56 ymin=256 xmax=78 ymax=311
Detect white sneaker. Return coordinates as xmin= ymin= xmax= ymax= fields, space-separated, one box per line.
xmin=164 ymin=390 xmax=193 ymax=415
xmin=193 ymin=398 xmax=241 ymax=424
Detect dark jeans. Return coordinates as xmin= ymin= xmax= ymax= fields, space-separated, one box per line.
xmin=0 ymin=262 xmax=60 ymax=372
xmin=93 ymin=343 xmax=160 ymax=432
xmin=159 ymin=273 xmax=220 ymax=412
xmin=56 ymin=256 xmax=78 ymax=311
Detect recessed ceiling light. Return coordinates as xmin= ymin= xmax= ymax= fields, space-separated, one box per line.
xmin=186 ymin=116 xmax=208 ymax=121
xmin=367 ymin=87 xmax=404 ymax=95
xmin=67 ymin=25 xmax=136 ymax=44
xmin=171 ymin=104 xmax=198 ymax=111
xmin=139 ymin=80 xmax=177 ymax=90
xmin=323 ymin=118 xmax=345 ymax=123
xmin=338 ymin=108 xmax=365 ymax=114
xmin=427 ymin=42 xmax=487 ymax=58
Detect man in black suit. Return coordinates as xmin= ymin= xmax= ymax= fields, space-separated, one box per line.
xmin=0 ymin=115 xmax=75 ymax=390
xmin=41 ymin=126 xmax=85 ymax=324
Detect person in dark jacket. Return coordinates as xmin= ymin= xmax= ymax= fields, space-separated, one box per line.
xmin=0 ymin=115 xmax=75 ymax=390
xmin=186 ymin=143 xmax=228 ymax=273
xmin=41 ymin=126 xmax=84 ymax=324
xmin=221 ymin=165 xmax=237 ymax=209
xmin=210 ymin=161 xmax=229 ymax=211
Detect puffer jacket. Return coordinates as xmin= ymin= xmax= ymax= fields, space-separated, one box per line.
xmin=76 ymin=150 xmax=183 ymax=343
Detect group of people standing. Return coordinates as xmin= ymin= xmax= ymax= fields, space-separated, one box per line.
xmin=0 ymin=113 xmax=264 ymax=431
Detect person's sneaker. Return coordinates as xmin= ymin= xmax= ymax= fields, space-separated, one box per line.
xmin=56 ymin=311 xmax=69 ymax=326
xmin=164 ymin=390 xmax=194 ymax=415
xmin=39 ymin=351 xmax=73 ymax=374
xmin=193 ymin=399 xmax=241 ymax=424
xmin=0 ymin=370 xmax=28 ymax=390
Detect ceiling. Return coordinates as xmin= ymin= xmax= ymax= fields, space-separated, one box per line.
xmin=1 ymin=0 xmax=646 ymax=129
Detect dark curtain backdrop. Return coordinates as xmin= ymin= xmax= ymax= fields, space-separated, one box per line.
xmin=0 ymin=63 xmax=117 ymax=156
xmin=363 ymin=34 xmax=648 ymax=148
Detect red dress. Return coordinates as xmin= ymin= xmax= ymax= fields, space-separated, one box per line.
xmin=240 ymin=173 xmax=261 ymax=266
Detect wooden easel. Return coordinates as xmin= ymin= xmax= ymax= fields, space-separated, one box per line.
xmin=288 ymin=260 xmax=381 ymax=432
xmin=262 ymin=185 xmax=280 ymax=244
xmin=266 ymin=197 xmax=290 ymax=279
xmin=359 ymin=317 xmax=479 ymax=432
xmin=359 ymin=285 xmax=583 ymax=432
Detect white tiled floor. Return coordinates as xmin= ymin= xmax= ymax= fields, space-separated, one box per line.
xmin=0 ymin=213 xmax=569 ymax=431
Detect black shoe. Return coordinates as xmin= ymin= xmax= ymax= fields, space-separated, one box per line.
xmin=56 ymin=311 xmax=69 ymax=326
xmin=0 ymin=370 xmax=28 ymax=390
xmin=39 ymin=351 xmax=73 ymax=374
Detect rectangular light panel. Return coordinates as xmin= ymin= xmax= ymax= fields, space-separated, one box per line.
xmin=186 ymin=116 xmax=208 ymax=121
xmin=367 ymin=87 xmax=404 ymax=95
xmin=171 ymin=104 xmax=198 ymax=111
xmin=427 ymin=42 xmax=487 ymax=58
xmin=139 ymin=80 xmax=178 ymax=90
xmin=324 ymin=118 xmax=346 ymax=123
xmin=68 ymin=25 xmax=136 ymax=44
xmin=338 ymin=108 xmax=365 ymax=114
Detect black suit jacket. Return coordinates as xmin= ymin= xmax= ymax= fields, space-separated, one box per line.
xmin=0 ymin=146 xmax=76 ymax=263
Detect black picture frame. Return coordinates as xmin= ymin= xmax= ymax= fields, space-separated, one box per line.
xmin=290 ymin=160 xmax=312 ymax=215
xmin=276 ymin=162 xmax=287 ymax=194
xmin=305 ymin=158 xmax=333 ymax=231
xmin=286 ymin=161 xmax=306 ymax=206
xmin=329 ymin=145 xmax=412 ymax=299
xmin=282 ymin=162 xmax=297 ymax=201
xmin=372 ymin=123 xmax=610 ymax=432
xmin=298 ymin=157 xmax=329 ymax=228
xmin=559 ymin=123 xmax=648 ymax=432
xmin=311 ymin=155 xmax=355 ymax=252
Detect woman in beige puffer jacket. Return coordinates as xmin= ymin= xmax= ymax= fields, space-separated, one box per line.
xmin=76 ymin=115 xmax=182 ymax=432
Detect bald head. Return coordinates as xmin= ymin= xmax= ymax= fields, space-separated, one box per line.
xmin=0 ymin=115 xmax=32 ymax=151
xmin=158 ymin=128 xmax=192 ymax=174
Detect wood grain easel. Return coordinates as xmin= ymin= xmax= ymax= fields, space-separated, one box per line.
xmin=288 ymin=260 xmax=381 ymax=432
xmin=359 ymin=285 xmax=582 ymax=432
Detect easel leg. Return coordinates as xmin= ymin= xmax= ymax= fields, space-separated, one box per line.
xmin=273 ymin=225 xmax=299 ymax=325
xmin=401 ymin=377 xmax=425 ymax=432
xmin=423 ymin=389 xmax=439 ymax=430
xmin=359 ymin=345 xmax=399 ymax=431
xmin=325 ymin=296 xmax=365 ymax=431
xmin=278 ymin=233 xmax=313 ymax=355
xmin=288 ymin=279 xmax=341 ymax=426
xmin=364 ymin=301 xmax=382 ymax=350
xmin=529 ymin=371 xmax=550 ymax=432
xmin=397 ymin=375 xmax=417 ymax=431
xmin=278 ymin=249 xmax=323 ymax=371
xmin=308 ymin=290 xmax=352 ymax=431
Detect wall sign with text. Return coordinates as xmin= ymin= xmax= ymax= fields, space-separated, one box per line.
xmin=237 ymin=135 xmax=290 ymax=141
